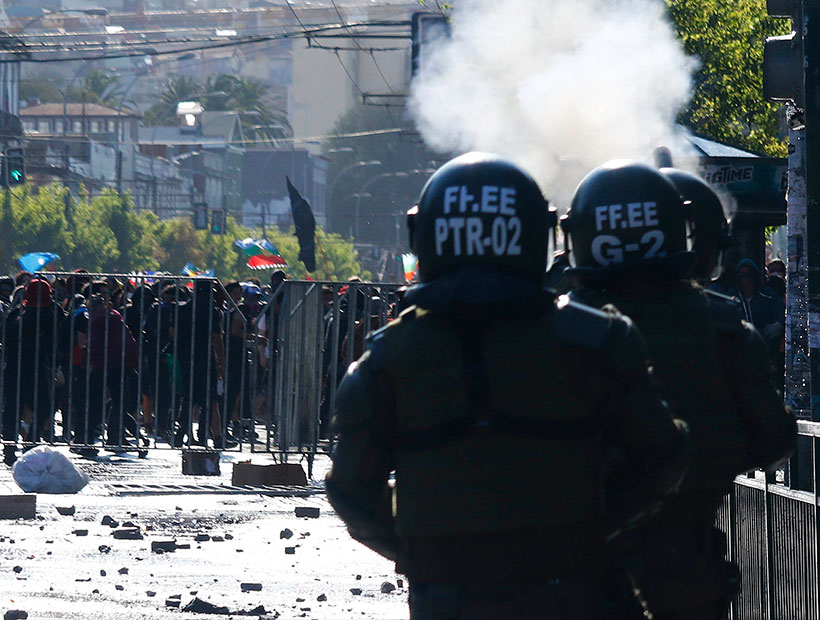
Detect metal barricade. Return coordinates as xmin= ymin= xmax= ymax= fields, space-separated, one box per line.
xmin=717 ymin=420 xmax=820 ymax=619
xmin=0 ymin=273 xmax=253 ymax=457
xmin=0 ymin=274 xmax=405 ymax=470
xmin=255 ymin=280 xmax=404 ymax=475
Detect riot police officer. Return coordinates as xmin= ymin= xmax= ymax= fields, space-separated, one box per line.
xmin=563 ymin=160 xmax=796 ymax=619
xmin=661 ymin=167 xmax=732 ymax=287
xmin=326 ymin=153 xmax=689 ymax=620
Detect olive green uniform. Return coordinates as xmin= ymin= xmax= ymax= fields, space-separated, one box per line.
xmin=326 ymin=293 xmax=688 ymax=618
xmin=573 ymin=279 xmax=796 ymax=618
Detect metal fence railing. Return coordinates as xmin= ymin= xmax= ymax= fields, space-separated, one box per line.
xmin=0 ymin=274 xmax=403 ymax=474
xmin=718 ymin=420 xmax=820 ymax=619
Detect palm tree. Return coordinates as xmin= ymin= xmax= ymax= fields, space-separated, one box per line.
xmin=142 ymin=76 xmax=203 ymax=125
xmin=67 ymin=70 xmax=124 ymax=107
xmin=142 ymin=73 xmax=291 ymax=141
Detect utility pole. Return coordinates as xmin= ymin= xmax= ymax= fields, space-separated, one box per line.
xmin=765 ymin=0 xmax=820 ymax=487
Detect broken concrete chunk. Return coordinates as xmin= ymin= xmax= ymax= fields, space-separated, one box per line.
xmin=279 ymin=528 xmax=293 ymax=539
xmin=115 ymin=584 xmax=124 ymax=591
xmin=101 ymin=515 xmax=118 ymax=527
xmin=211 ymin=536 xmax=224 ymax=542
xmin=4 ymin=611 xmax=28 ymax=620
xmin=98 ymin=545 xmax=111 ymax=554
xmin=165 ymin=598 xmax=181 ymax=608
xmin=151 ymin=540 xmax=177 ymax=553
xmin=112 ymin=527 xmax=143 ymax=540
xmin=317 ymin=594 xmax=327 ymax=602
xmin=12 ymin=566 xmax=21 ymax=573
xmin=241 ymin=582 xmax=262 ymax=592
xmin=182 ymin=597 xmax=229 ymax=614
xmin=146 ymin=591 xmax=156 ymax=597
xmin=294 ymin=507 xmax=320 ymax=518
xmin=381 ymin=582 xmax=396 ymax=594
xmin=284 ymin=546 xmax=296 ymax=555
xmin=194 ymin=534 xmax=210 ymax=542
xmin=100 ymin=570 xmax=107 ymax=577
xmin=118 ymin=567 xmax=129 ymax=575
xmin=56 ymin=506 xmax=75 ymax=516
xmin=72 ymin=529 xmax=88 ymax=536
xmin=350 ymin=588 xmax=362 ymax=596
xmin=397 ymin=578 xmax=404 ymax=588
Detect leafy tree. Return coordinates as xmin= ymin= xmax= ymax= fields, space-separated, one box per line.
xmin=666 ymin=0 xmax=789 ymax=156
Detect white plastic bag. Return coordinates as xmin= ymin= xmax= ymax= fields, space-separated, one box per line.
xmin=12 ymin=446 xmax=89 ymax=494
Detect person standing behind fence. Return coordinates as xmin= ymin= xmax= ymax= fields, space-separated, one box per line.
xmin=327 ymin=153 xmax=690 ymax=620
xmin=171 ymin=280 xmax=235 ymax=449
xmin=2 ymin=279 xmax=66 ymax=464
xmin=563 ymin=162 xmax=796 ymax=619
xmin=86 ymin=294 xmax=143 ymax=451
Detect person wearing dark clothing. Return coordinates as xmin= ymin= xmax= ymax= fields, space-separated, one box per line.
xmin=2 ymin=280 xmax=66 ymax=464
xmin=730 ymin=258 xmax=785 ymax=361
xmin=142 ymin=286 xmax=181 ymax=438
xmin=171 ymin=280 xmax=233 ymax=448
xmin=328 ymin=154 xmax=689 ymax=620
xmin=564 ymin=162 xmax=795 ymax=619
xmin=86 ymin=295 xmax=142 ymax=449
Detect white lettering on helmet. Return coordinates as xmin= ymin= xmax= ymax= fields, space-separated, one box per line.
xmin=499 ymin=188 xmax=517 ymax=215
xmin=459 ymin=187 xmax=475 ymax=214
xmin=434 ymin=218 xmax=449 ymax=255
xmin=480 ymin=186 xmax=499 ymax=213
xmin=466 ymin=217 xmax=485 ymax=255
xmin=449 ymin=218 xmax=466 ymax=256
xmin=591 ymin=235 xmax=624 ymax=265
xmin=443 ymin=186 xmax=460 ymax=215
xmin=595 ymin=205 xmax=609 ymax=232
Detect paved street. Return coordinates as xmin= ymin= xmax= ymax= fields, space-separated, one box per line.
xmin=0 ymin=448 xmax=408 ymax=620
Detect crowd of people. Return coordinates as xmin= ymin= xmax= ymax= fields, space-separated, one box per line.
xmin=0 ymin=268 xmax=295 ymax=465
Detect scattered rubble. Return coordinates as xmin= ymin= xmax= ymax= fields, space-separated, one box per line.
xmin=241 ymin=583 xmax=262 ymax=592
xmin=294 ymin=507 xmax=320 ymax=518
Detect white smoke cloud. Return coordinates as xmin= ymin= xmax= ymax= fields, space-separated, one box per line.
xmin=409 ymin=0 xmax=698 ymax=211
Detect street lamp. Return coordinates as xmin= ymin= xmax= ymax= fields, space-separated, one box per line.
xmin=327 ymin=159 xmax=381 ymax=231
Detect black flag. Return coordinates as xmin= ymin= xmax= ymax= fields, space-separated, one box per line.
xmin=286 ymin=176 xmax=317 ymax=272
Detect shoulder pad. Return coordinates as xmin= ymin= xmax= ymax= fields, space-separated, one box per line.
xmin=397 ymin=305 xmax=417 ymax=321
xmin=552 ymin=294 xmax=618 ymax=349
xmin=362 ymin=326 xmax=388 ymax=373
xmin=703 ymin=288 xmax=745 ymax=327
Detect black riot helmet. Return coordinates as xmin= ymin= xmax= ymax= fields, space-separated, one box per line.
xmin=408 ymin=152 xmax=557 ymax=283
xmin=562 ymin=160 xmax=694 ymax=281
xmin=661 ymin=167 xmax=731 ymax=283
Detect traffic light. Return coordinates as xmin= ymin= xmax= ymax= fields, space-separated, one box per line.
xmin=193 ymin=202 xmax=208 ymax=230
xmin=411 ymin=12 xmax=450 ymax=76
xmin=3 ymin=147 xmax=25 ymax=186
xmin=764 ymin=0 xmax=804 ymax=107
xmin=210 ymin=209 xmax=226 ymax=235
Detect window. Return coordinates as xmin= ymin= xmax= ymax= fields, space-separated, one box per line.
xmin=106 ymin=120 xmax=116 ymax=132
xmin=90 ymin=120 xmax=100 ymax=133
xmin=22 ymin=120 xmax=35 ymax=132
xmin=72 ymin=120 xmax=83 ymax=134
xmin=54 ymin=119 xmax=64 ymax=133
xmin=37 ymin=119 xmax=50 ymax=133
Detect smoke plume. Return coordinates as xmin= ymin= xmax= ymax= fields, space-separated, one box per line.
xmin=409 ymin=0 xmax=697 ymax=210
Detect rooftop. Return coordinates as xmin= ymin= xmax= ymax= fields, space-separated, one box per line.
xmin=21 ymin=103 xmax=140 ymax=118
